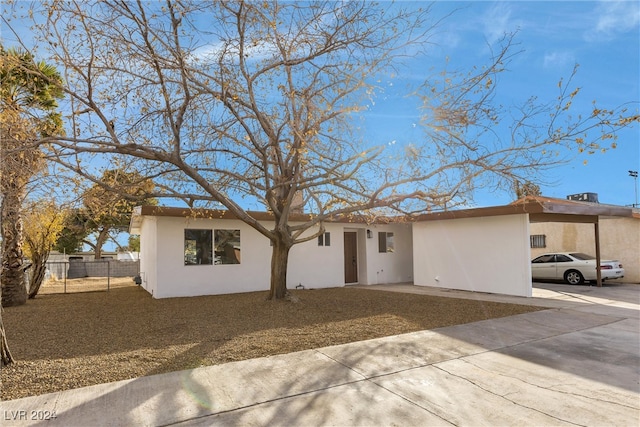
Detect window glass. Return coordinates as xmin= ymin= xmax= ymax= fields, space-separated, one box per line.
xmin=317 ymin=232 xmax=330 ymax=246
xmin=185 ymin=229 xmax=212 ymax=265
xmin=378 ymin=232 xmax=394 ymax=253
xmin=556 ymin=255 xmax=572 ymax=262
xmin=215 ymin=229 xmax=241 ymax=264
xmin=530 ymin=234 xmax=546 ymax=248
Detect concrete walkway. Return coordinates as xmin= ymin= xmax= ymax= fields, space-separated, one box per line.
xmin=2 ymin=283 xmax=638 ymax=426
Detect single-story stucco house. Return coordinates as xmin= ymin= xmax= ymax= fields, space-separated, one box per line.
xmin=129 ymin=207 xmax=414 ymax=299
xmin=129 ymin=196 xmax=636 ymax=299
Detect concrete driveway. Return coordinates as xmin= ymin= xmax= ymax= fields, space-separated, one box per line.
xmin=1 ymin=282 xmax=638 ymax=426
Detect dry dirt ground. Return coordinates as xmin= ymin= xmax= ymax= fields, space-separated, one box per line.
xmin=37 ymin=276 xmax=140 ymax=294
xmin=2 ymin=279 xmax=544 ymax=400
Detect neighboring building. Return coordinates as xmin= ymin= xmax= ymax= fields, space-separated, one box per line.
xmin=48 ymin=251 xmax=120 ymax=261
xmin=130 ymin=198 xmax=636 ymax=299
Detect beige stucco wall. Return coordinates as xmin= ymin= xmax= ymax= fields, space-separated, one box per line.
xmin=530 ymin=217 xmax=640 ymax=283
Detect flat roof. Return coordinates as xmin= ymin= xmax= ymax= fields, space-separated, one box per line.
xmin=129 ymin=205 xmax=404 ymax=234
xmin=130 ymin=196 xmax=635 ymax=234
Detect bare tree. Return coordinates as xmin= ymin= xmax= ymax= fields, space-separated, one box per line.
xmin=16 ymin=0 xmax=639 ymax=300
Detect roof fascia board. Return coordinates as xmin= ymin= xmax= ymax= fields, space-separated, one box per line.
xmin=134 ymin=206 xmax=407 ymax=225
xmin=413 ymin=203 xmax=541 ymax=222
xmin=130 ymin=197 xmax=633 ymax=232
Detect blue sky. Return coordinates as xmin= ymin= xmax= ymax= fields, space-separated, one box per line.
xmin=362 ymin=0 xmax=639 ymax=207
xmin=2 ymin=1 xmax=637 ymax=253
xmin=1 ymin=1 xmax=638 ymax=209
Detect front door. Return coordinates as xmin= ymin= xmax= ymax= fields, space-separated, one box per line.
xmin=344 ymin=232 xmax=358 ymax=283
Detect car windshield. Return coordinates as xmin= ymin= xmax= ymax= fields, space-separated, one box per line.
xmin=570 ymin=253 xmax=595 ymax=260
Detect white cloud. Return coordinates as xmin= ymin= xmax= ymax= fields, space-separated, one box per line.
xmin=543 ymin=51 xmax=575 ymax=69
xmin=190 ymin=39 xmax=278 ymax=64
xmin=586 ymin=0 xmax=640 ymax=41
xmin=481 ymin=3 xmax=521 ymax=44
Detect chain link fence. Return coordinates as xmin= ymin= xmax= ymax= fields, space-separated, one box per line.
xmin=35 ymin=260 xmax=140 ymax=294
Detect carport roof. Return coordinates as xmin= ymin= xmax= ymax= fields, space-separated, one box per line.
xmin=412 ymin=195 xmax=634 ymax=224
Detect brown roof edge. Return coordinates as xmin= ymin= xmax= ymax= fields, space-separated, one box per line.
xmin=412 ymin=202 xmax=545 ymax=222
xmin=134 ymin=206 xmax=409 ymax=225
xmin=131 ymin=196 xmax=634 ymax=232
xmin=511 ymin=195 xmax=634 ymax=217
xmin=136 ymin=206 xmax=311 ymax=222
xmin=413 ymin=196 xmax=634 ymax=222
xmin=511 ymin=195 xmax=571 ymax=205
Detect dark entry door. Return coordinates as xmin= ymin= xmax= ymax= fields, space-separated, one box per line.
xmin=344 ymin=232 xmax=358 ymax=283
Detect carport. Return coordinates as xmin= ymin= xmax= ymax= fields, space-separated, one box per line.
xmin=412 ymin=196 xmax=634 ymax=296
xmin=515 ymin=196 xmax=634 ymax=287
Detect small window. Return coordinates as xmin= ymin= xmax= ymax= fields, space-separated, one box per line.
xmin=215 ymin=229 xmax=241 ymax=264
xmin=317 ymin=232 xmax=331 ymax=246
xmin=185 ymin=229 xmax=212 ymax=265
xmin=378 ymin=232 xmax=394 ymax=253
xmin=530 ymin=234 xmax=546 ymax=248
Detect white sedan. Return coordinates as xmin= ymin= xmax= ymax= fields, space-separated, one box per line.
xmin=531 ymin=252 xmax=625 ymax=285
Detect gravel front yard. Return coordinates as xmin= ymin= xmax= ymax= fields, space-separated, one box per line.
xmin=2 ymin=282 xmax=543 ymax=400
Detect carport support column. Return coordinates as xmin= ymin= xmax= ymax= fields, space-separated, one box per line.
xmin=594 ymin=220 xmax=602 ymax=287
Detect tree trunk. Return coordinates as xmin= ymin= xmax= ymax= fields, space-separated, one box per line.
xmin=267 ymin=238 xmax=292 ymax=300
xmin=94 ymin=227 xmax=110 ymax=260
xmin=28 ymin=251 xmax=49 ymax=299
xmin=0 ymin=307 xmax=14 ymax=366
xmin=1 ymin=194 xmax=27 ymax=307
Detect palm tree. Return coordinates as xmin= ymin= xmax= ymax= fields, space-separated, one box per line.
xmin=0 ymin=46 xmax=63 ymax=365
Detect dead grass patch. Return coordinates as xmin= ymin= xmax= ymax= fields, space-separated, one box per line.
xmin=2 ymin=285 xmax=544 ymax=400
xmin=38 ymin=277 xmax=137 ymax=294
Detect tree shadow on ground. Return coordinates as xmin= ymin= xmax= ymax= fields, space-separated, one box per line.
xmin=2 ymin=285 xmax=543 ymax=399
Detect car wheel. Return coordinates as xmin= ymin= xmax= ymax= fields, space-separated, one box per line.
xmin=564 ymin=270 xmax=584 ymax=285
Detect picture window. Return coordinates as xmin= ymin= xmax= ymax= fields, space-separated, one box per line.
xmin=185 ymin=229 xmax=212 ymax=265
xmin=215 ymin=229 xmax=241 ymax=264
